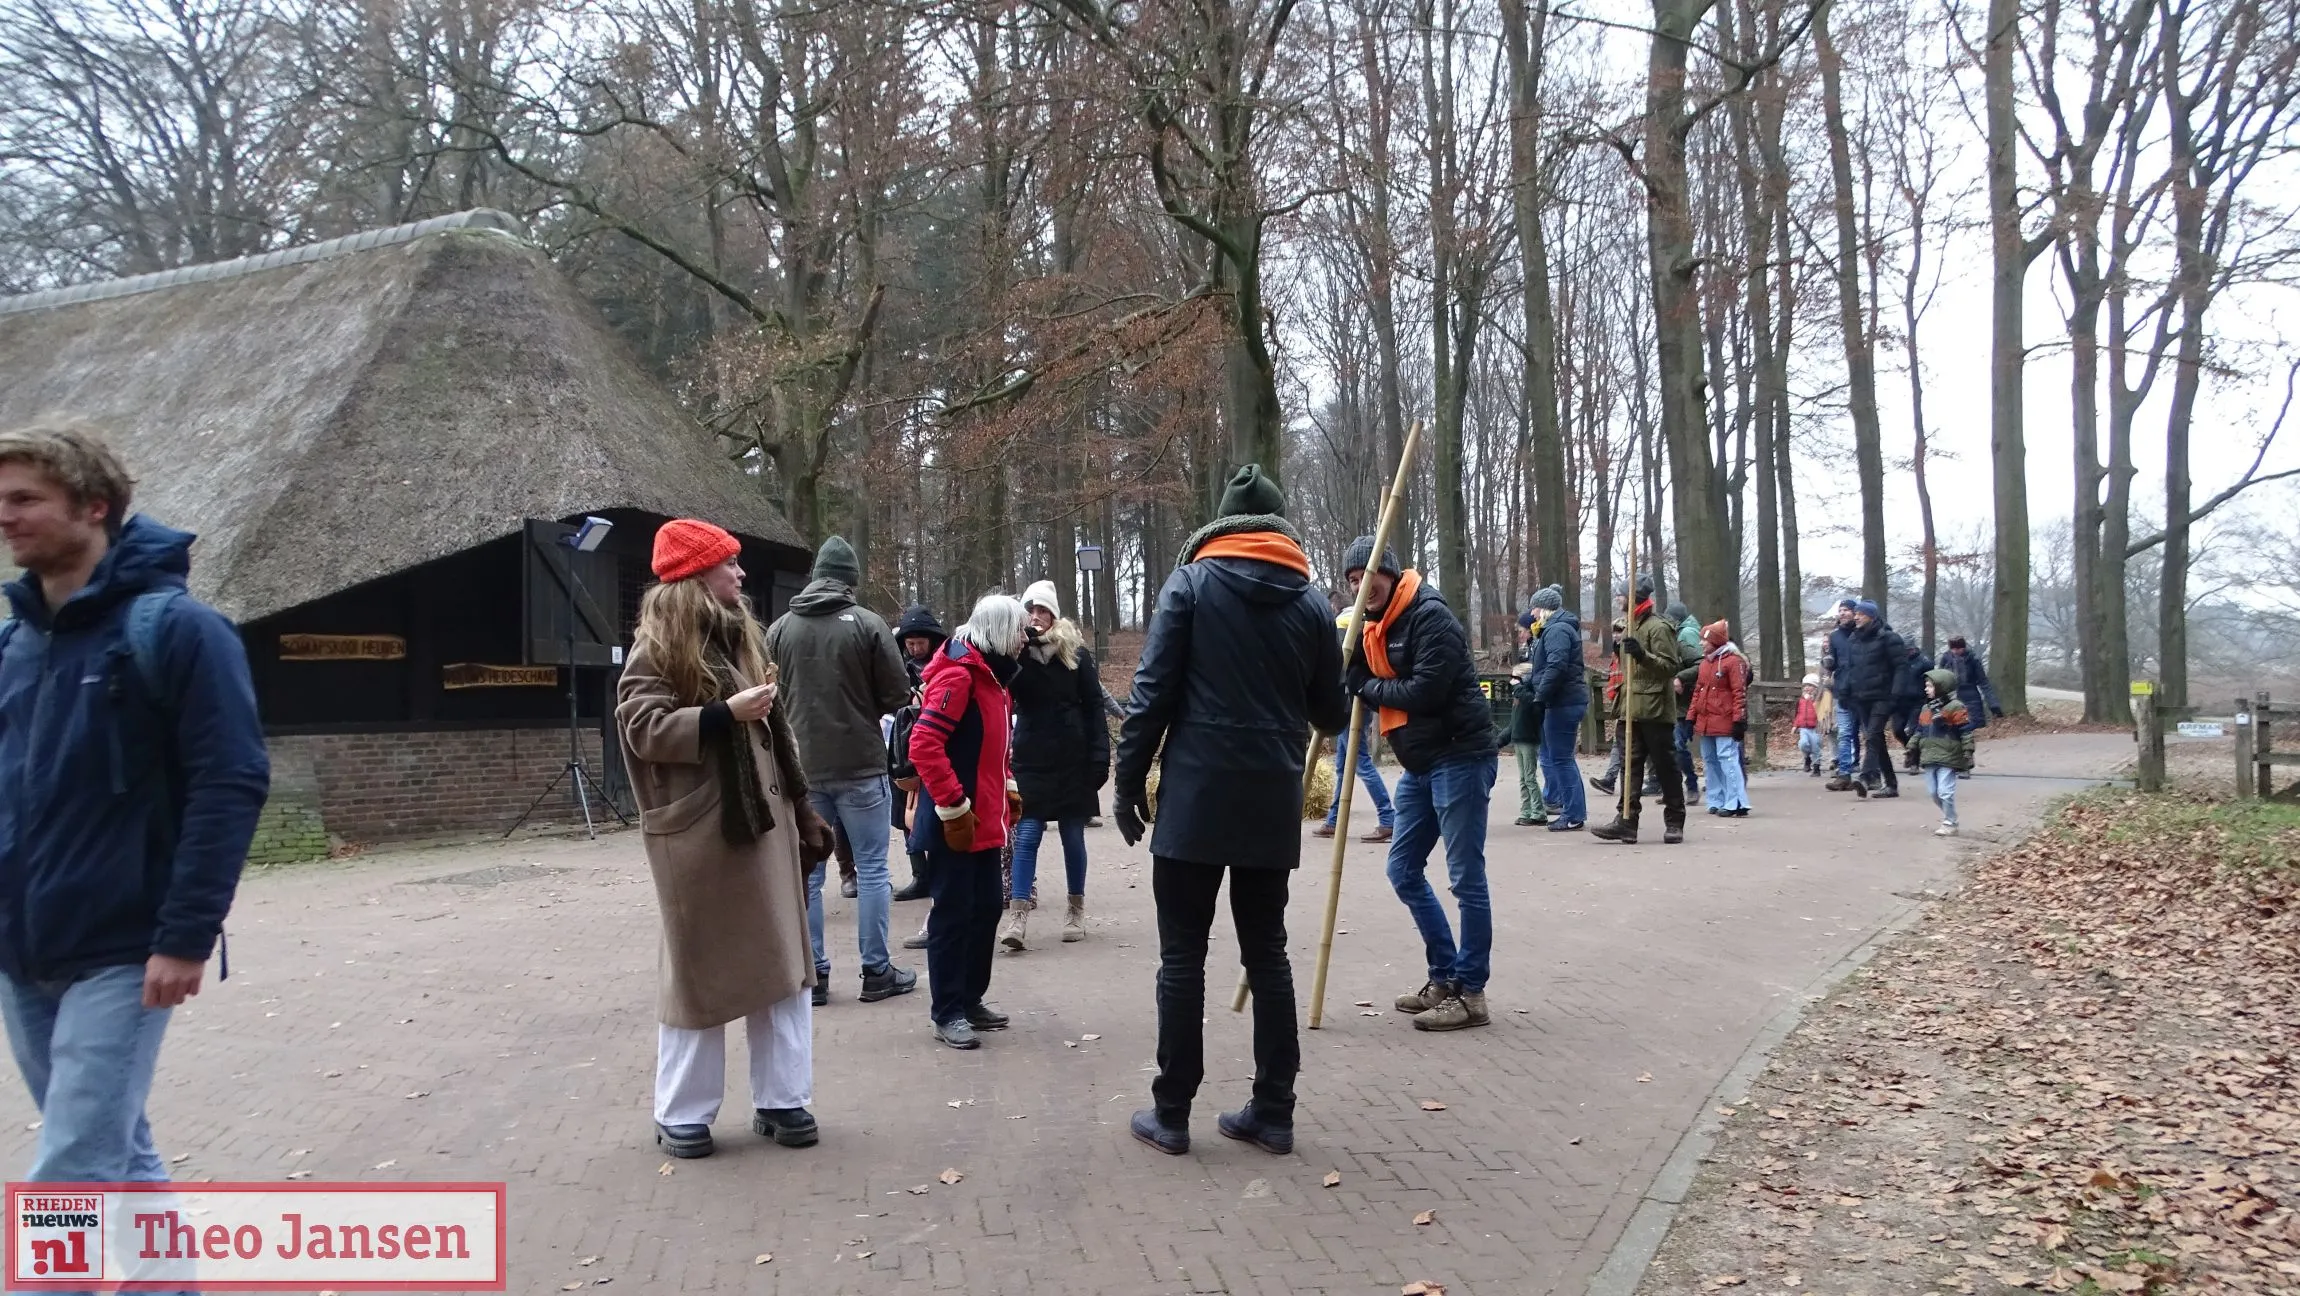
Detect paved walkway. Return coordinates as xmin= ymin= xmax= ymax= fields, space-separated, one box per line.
xmin=0 ymin=734 xmax=2129 ymax=1295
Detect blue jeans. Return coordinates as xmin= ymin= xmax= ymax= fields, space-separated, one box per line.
xmin=1928 ymin=766 xmax=1959 ymax=825
xmin=1541 ymin=701 xmax=1588 ymax=825
xmin=806 ymin=777 xmax=894 ymax=975
xmin=1385 ymin=753 xmax=1497 ymax=993
xmin=1674 ymin=717 xmax=1699 ymax=791
xmin=1835 ymin=701 xmax=1861 ymax=776
xmin=1010 ymin=817 xmax=1087 ymax=901
xmin=1796 ymin=727 xmax=1823 ymax=767
xmin=1324 ymin=710 xmax=1394 ymax=828
xmin=1701 ymin=735 xmax=1749 ymax=811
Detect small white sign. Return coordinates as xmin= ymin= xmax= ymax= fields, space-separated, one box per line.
xmin=2177 ymin=721 xmax=2224 ymax=739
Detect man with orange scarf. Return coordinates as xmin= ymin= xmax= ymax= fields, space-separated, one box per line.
xmin=1115 ymin=466 xmax=1349 ymax=1157
xmin=1343 ymin=538 xmax=1502 ymax=1033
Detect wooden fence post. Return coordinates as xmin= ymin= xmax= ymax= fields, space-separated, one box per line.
xmin=1749 ymin=684 xmax=1770 ymax=767
xmin=2259 ymin=691 xmax=2275 ymax=801
xmin=2134 ymin=684 xmax=2162 ymax=792
xmin=2235 ymin=694 xmax=2256 ymax=801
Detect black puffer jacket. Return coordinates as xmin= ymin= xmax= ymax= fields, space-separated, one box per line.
xmin=1116 ymin=530 xmax=1350 ymax=870
xmin=895 ymin=603 xmax=947 ymax=692
xmin=1348 ymin=580 xmax=1499 ymax=775
xmin=1009 ymin=640 xmax=1109 ymax=823
xmin=1840 ymin=620 xmax=1911 ymax=706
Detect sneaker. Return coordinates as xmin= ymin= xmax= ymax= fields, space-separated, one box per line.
xmin=1546 ymin=819 xmax=1584 ymax=833
xmin=1088 ymin=816 xmax=1105 ymax=828
xmin=859 ymin=963 xmax=918 ymax=1002
xmin=1588 ymin=820 xmax=1638 ymax=844
xmin=1217 ymin=1104 xmax=1295 ymax=1155
xmin=1311 ymin=823 xmax=1338 ymax=839
xmin=1413 ymin=990 xmax=1490 ymax=1032
xmin=934 ymin=1018 xmax=980 ymax=1050
xmin=812 ymin=979 xmax=829 ymax=1008
xmin=1361 ymin=825 xmax=1395 ymax=843
xmin=965 ymin=1002 xmax=1010 ymax=1030
xmin=902 ymin=924 xmax=930 ymax=950
xmin=1589 ymin=775 xmax=1617 ymax=796
xmin=1935 ymin=822 xmax=1958 ymax=837
xmin=655 ymin=1122 xmax=713 ymax=1158
xmin=752 ymin=1107 xmax=818 ymax=1147
xmin=1395 ymin=980 xmax=1451 ymax=1013
xmin=1129 ymin=1109 xmax=1189 ymax=1156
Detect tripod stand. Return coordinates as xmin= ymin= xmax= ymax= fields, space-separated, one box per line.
xmin=506 ymin=531 xmax=631 ymax=839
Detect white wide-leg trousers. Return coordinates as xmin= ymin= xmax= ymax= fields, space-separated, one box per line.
xmin=653 ymin=988 xmax=814 ymax=1126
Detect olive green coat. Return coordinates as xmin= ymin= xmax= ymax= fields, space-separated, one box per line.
xmin=616 ymin=641 xmax=815 ymax=1030
xmin=1621 ymin=610 xmax=1684 ymax=723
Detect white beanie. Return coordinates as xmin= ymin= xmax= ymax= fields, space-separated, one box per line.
xmin=1803 ymin=672 xmax=1820 ymax=686
xmin=1022 ymin=580 xmax=1062 ymax=617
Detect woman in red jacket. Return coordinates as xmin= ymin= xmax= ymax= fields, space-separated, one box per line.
xmin=908 ymin=593 xmax=1027 ymax=1050
xmin=1686 ymin=620 xmax=1752 ymax=817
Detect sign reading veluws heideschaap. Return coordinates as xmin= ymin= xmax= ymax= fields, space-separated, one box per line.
xmin=7 ymin=1183 xmax=505 ymax=1292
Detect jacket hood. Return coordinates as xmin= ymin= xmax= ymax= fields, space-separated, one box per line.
xmin=1926 ymin=668 xmax=1960 ymax=696
xmin=788 ymin=576 xmax=858 ymax=616
xmin=1204 ymin=553 xmax=1311 ymax=606
xmin=1546 ymin=606 xmax=1581 ymax=632
xmin=895 ymin=603 xmax=948 ymax=645
xmin=4 ymin=514 xmax=193 ymax=628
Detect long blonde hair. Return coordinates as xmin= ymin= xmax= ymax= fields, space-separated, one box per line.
xmin=1032 ymin=616 xmax=1085 ymax=669
xmin=633 ymin=578 xmax=770 ymax=705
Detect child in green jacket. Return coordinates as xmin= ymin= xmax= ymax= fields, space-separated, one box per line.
xmin=1914 ymin=669 xmax=1976 ymax=837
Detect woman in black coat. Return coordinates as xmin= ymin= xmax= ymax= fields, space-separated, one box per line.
xmin=1001 ymin=581 xmax=1110 ymax=950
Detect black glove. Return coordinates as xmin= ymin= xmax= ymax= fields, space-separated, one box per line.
xmin=1732 ymin=719 xmax=1747 ymax=743
xmin=1345 ymin=653 xmax=1374 ymax=695
xmin=1114 ymin=792 xmax=1152 ymax=847
xmin=1991 ymin=707 xmax=2005 ymax=719
xmin=1621 ymin=636 xmax=1650 ymax=663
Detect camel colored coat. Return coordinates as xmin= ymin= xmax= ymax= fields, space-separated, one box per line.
xmin=616 ymin=642 xmax=815 ymax=1030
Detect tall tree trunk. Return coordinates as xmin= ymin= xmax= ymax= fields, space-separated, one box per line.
xmin=1814 ymin=4 xmax=1890 ymax=615
xmin=1503 ymin=0 xmax=1571 ymax=605
xmin=1984 ymin=0 xmax=2035 ymax=713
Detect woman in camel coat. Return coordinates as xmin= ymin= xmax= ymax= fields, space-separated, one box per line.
xmin=617 ymin=518 xmax=834 ymax=1160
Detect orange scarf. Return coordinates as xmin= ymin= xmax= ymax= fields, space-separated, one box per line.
xmin=1361 ymin=569 xmax=1424 ymax=734
xmin=1196 ymin=531 xmax=1312 ymax=576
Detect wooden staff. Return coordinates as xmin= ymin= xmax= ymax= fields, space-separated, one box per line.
xmin=1620 ymin=539 xmax=1637 ymax=824
xmin=1232 ymin=419 xmax=1425 ymax=1023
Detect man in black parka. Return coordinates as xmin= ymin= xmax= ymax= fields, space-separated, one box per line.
xmin=1114 ymin=465 xmax=1349 ymax=1158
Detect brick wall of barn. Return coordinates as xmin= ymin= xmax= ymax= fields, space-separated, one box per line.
xmin=255 ymin=728 xmax=612 ymax=859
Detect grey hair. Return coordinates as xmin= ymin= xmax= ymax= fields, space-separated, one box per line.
xmin=957 ymin=593 xmax=1028 ymax=657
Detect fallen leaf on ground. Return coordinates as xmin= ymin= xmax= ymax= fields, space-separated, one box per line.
xmin=1418 ymin=1099 xmax=1448 ymax=1111
xmin=285 ymin=1171 xmax=312 ymax=1180
xmin=938 ymin=1168 xmax=964 ymax=1185
xmin=1401 ymin=1282 xmax=1445 ymax=1295
xmin=577 ymin=1257 xmax=599 ymax=1267
xmin=856 ymin=1251 xmax=873 ymax=1259
xmin=170 ymin=1153 xmax=190 ymax=1164
xmin=1081 ymin=1033 xmax=1101 ymax=1041
xmin=906 ymin=1185 xmax=930 ymax=1195
xmin=372 ymin=1160 xmax=396 ymax=1170
xmin=561 ymin=1285 xmax=581 ymax=1291
xmin=1637 ymin=1072 xmax=1654 ymax=1083
xmin=1355 ymin=1000 xmax=1374 ymax=1007
xmin=1707 ymin=1278 xmax=1745 ymax=1289
xmin=753 ymin=1254 xmax=771 ymax=1265
xmin=1322 ymin=1171 xmax=1342 ymax=1187
xmin=1413 ymin=1209 xmax=1437 ymax=1225
xmin=657 ymin=1162 xmax=674 ymax=1176
xmin=404 ymin=1091 xmax=429 ymax=1100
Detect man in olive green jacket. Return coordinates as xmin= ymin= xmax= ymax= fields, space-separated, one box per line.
xmin=1590 ymin=576 xmax=1686 ymax=845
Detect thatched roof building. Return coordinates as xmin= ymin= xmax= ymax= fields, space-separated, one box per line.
xmin=0 ymin=209 xmax=802 ymax=622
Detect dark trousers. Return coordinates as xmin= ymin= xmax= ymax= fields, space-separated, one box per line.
xmin=1150 ymin=857 xmax=1298 ymax=1126
xmin=1860 ymin=708 xmax=1900 ymax=792
xmin=925 ymin=843 xmax=1003 ymax=1025
xmin=1622 ymin=718 xmax=1686 ymax=829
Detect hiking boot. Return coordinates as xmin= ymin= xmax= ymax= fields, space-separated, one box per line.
xmin=1663 ymin=823 xmax=1685 ymax=845
xmin=1825 ymin=776 xmax=1855 ymax=791
xmin=655 ymin=1123 xmax=713 ymax=1158
xmin=1870 ymin=788 xmax=1901 ymax=799
xmin=999 ymin=899 xmax=1033 ymax=951
xmin=1514 ymin=816 xmax=1540 ymax=827
xmin=1129 ymin=1109 xmax=1189 ymax=1156
xmin=811 ymin=980 xmax=829 ymax=1008
xmin=1311 ymin=822 xmax=1338 ymax=839
xmin=1588 ymin=819 xmax=1638 ymax=844
xmin=859 ymin=963 xmax=918 ymax=1002
xmin=934 ymin=1018 xmax=980 ymax=1050
xmin=1589 ymin=774 xmax=1617 ymax=796
xmin=1934 ymin=822 xmax=1959 ymax=837
xmin=902 ymin=922 xmax=929 ymax=950
xmin=1062 ymin=895 xmax=1086 ymax=943
xmin=1216 ymin=1104 xmax=1295 ymax=1155
xmin=1361 ymin=825 xmax=1394 ymax=843
xmin=892 ymin=854 xmax=931 ymax=902
xmin=1853 ymin=781 xmax=1870 ymax=799
xmin=752 ymin=1107 xmax=818 ymax=1147
xmin=965 ymin=1002 xmax=1010 ymax=1030
xmin=1413 ymin=990 xmax=1490 ymax=1032
xmin=1395 ymin=980 xmax=1451 ymax=1014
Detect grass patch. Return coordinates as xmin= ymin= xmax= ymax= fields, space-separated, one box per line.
xmin=2053 ymin=786 xmax=2300 ymax=876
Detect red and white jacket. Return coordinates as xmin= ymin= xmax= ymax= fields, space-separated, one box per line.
xmin=907 ymin=637 xmax=1016 ymax=852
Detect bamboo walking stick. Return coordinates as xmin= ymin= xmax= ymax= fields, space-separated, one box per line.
xmin=1231 ymin=420 xmax=1425 ymax=1020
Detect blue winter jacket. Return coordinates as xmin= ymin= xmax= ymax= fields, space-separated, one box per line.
xmin=1528 ymin=608 xmax=1589 ymax=710
xmin=0 ymin=517 xmax=270 ymax=983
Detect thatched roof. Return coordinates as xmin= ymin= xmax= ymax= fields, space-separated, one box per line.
xmin=0 ymin=210 xmax=803 ymax=622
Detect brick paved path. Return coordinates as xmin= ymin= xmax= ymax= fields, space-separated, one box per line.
xmin=0 ymin=734 xmax=2127 ymax=1295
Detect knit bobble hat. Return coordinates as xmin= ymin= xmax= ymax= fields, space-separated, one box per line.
xmin=1022 ymin=580 xmax=1062 ymax=617
xmin=652 ymin=518 xmax=741 ymax=583
xmin=1853 ymin=599 xmax=1881 ymax=619
xmin=812 ymin=535 xmax=863 ymax=587
xmin=1218 ymin=464 xmax=1288 ymax=519
xmin=1342 ymin=535 xmax=1401 ymax=580
xmin=1530 ymin=585 xmax=1564 ymax=612
xmin=1702 ymin=619 xmax=1730 ymax=647
xmin=1635 ymin=574 xmax=1657 ymax=600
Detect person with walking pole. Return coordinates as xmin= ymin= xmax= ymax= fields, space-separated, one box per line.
xmin=1589 ymin=574 xmax=1687 ymax=845
xmin=1114 ymin=466 xmax=1347 ymax=1156
xmin=1345 ymin=539 xmax=1502 ymax=1032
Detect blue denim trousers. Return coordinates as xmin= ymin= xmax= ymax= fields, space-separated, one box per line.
xmin=806 ymin=776 xmax=894 ymax=975
xmin=1835 ymin=701 xmax=1862 ymax=775
xmin=1385 ymin=752 xmax=1498 ymax=993
xmin=1541 ymin=701 xmax=1588 ymax=825
xmin=1324 ymin=709 xmax=1394 ymax=829
xmin=1009 ymin=817 xmax=1088 ymax=901
xmin=1927 ymin=765 xmax=1959 ymax=825
xmin=1701 ymin=735 xmax=1750 ymax=811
